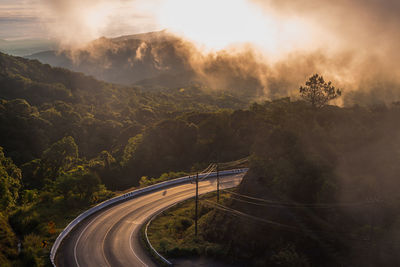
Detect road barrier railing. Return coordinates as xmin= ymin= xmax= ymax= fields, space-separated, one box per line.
xmin=50 ymin=168 xmax=248 ymax=266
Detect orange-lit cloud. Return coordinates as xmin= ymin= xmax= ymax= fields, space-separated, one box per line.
xmin=7 ymin=0 xmax=400 ymax=104
xmin=37 ymin=0 xmax=326 ymax=54
xmin=39 ymin=0 xmax=159 ymax=47
xmin=156 ymin=0 xmax=316 ymax=53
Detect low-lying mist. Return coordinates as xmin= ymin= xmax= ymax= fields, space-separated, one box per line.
xmin=34 ymin=0 xmax=400 ymax=106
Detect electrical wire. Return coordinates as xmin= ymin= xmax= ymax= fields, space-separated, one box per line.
xmin=203 ymin=200 xmax=329 ymax=233
xmin=218 ymin=157 xmax=249 ymax=169
xmin=220 ymin=188 xmax=379 ymax=208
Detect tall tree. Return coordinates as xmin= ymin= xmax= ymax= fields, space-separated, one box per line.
xmin=299 ymin=74 xmax=341 ymax=108
xmin=41 ymin=136 xmax=78 ymax=179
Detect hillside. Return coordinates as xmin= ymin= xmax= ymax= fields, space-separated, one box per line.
xmin=200 ymin=100 xmax=400 ymax=266
xmin=26 ymin=31 xmax=197 ymax=86
xmin=25 ymin=31 xmax=267 ymax=97
xmin=0 ymin=52 xmax=247 ymax=176
xmin=141 ymin=98 xmax=400 ymax=267
xmin=0 ymin=39 xmax=57 ymax=57
xmin=0 ymin=52 xmax=253 ymax=266
xmin=3 ymin=52 xmax=400 ymax=266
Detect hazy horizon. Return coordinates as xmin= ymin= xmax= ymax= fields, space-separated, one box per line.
xmin=2 ymin=0 xmax=400 ymax=105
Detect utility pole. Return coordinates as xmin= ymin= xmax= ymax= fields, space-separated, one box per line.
xmin=217 ymin=163 xmax=220 ymax=203
xmin=195 ymin=172 xmax=198 ymax=236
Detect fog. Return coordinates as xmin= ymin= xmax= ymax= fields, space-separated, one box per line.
xmin=36 ymin=0 xmax=400 ymax=105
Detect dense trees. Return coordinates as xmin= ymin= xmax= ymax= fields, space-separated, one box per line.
xmin=1 ymin=51 xmax=400 ymax=266
xmin=202 ymin=100 xmax=400 ymax=267
xmin=41 ymin=136 xmax=78 ymax=180
xmin=0 ymin=52 xmax=250 ymax=265
xmin=55 ymin=169 xmax=101 ymax=201
xmin=0 ymin=212 xmax=18 ymax=267
xmin=0 ymin=147 xmax=21 ymax=210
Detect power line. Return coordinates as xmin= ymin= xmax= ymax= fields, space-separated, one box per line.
xmin=203 ymin=200 xmax=320 ymax=233
xmin=190 ymin=163 xmax=216 ymax=184
xmin=203 ymin=200 xmax=400 ymax=246
xmin=220 ymin=188 xmax=379 ymax=208
xmin=202 ymin=200 xmax=371 ymax=239
xmin=228 ymin=195 xmax=334 ymax=209
xmin=199 ymin=164 xmax=217 ymax=181
xmin=218 ymin=157 xmax=249 ymax=169
xmin=201 ymin=163 xmax=215 ymax=174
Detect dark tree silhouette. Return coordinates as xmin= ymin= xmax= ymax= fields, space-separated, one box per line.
xmin=299 ymin=74 xmax=341 ymax=108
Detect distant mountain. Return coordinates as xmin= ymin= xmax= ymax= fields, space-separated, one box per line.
xmin=26 ymin=30 xmax=197 ymax=87
xmin=24 ymin=50 xmax=73 ymax=68
xmin=0 ymin=38 xmax=58 ymax=56
xmin=110 ymin=29 xmax=171 ymax=42
xmin=26 ymin=30 xmax=266 ymax=96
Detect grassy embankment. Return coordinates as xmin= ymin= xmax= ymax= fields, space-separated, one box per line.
xmin=146 ymin=191 xmax=233 ymax=260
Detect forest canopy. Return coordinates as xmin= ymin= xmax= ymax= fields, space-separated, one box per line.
xmin=1 ymin=52 xmax=400 ymax=266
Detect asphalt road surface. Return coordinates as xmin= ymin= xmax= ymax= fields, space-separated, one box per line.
xmin=56 ymin=173 xmax=245 ymax=267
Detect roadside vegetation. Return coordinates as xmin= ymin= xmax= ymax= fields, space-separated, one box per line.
xmin=1 ymin=52 xmax=400 ymax=266
xmin=147 ymin=192 xmax=232 ymax=259
xmin=0 ymin=53 xmax=248 ymax=266
xmin=149 ymin=74 xmax=400 ymax=267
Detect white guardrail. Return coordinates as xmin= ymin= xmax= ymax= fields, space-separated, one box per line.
xmin=50 ymin=168 xmax=248 ymax=266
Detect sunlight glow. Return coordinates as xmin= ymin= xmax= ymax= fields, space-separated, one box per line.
xmin=41 ymin=0 xmax=320 ymax=54
xmin=157 ymin=0 xmax=313 ymax=53
xmin=83 ymin=3 xmax=113 ymax=36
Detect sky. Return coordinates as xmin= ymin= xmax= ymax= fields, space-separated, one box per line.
xmin=0 ymin=0 xmax=336 ymax=59
xmin=1 ymin=0 xmax=398 ymax=52
xmin=0 ymin=0 xmax=41 ymax=39
xmin=0 ymin=0 xmax=159 ymax=40
xmin=1 ymin=0 xmax=399 ymax=68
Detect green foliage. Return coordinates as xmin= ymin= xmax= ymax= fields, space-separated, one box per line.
xmin=147 ymin=192 xmax=226 ymax=259
xmin=121 ymin=119 xmax=199 ymax=184
xmin=0 ymin=52 xmax=246 ymax=166
xmin=0 ymin=147 xmax=21 ymax=210
xmin=20 ymin=159 xmax=42 ymax=188
xmin=139 ymin=171 xmax=188 ymax=187
xmin=200 ymin=100 xmax=400 ymax=266
xmin=121 ymin=134 xmax=143 ymax=166
xmin=9 ymin=206 xmax=40 ymax=236
xmin=0 ymin=213 xmax=18 ymax=266
xmin=55 ymin=168 xmax=101 ymax=201
xmin=271 ymin=246 xmax=309 ymax=267
xmin=20 ymin=234 xmax=45 ymax=267
xmin=41 ymin=136 xmax=78 ymax=179
xmin=2 ymin=51 xmax=400 ymax=266
xmin=21 ymin=189 xmax=38 ymax=205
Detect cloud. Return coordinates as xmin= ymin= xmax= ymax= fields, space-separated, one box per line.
xmin=38 ymin=0 xmax=159 ymax=47
xmin=19 ymin=0 xmax=400 ymax=105
xmin=251 ymin=0 xmax=400 ymax=63
xmin=245 ymin=0 xmax=400 ymax=104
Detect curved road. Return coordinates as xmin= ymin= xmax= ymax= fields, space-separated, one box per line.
xmin=56 ymin=173 xmax=245 ymax=267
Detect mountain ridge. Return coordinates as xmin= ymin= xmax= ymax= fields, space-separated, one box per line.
xmin=26 ymin=30 xmax=196 ymax=87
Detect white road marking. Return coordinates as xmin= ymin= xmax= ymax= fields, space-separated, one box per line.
xmin=72 ymin=173 xmax=245 ymax=267
xmin=74 ymin=212 xmax=106 ymax=267
xmin=129 ymin=224 xmax=148 ymax=267
xmin=125 ymin=220 xmax=141 ymax=224
xmin=101 ymin=222 xmax=114 ymax=267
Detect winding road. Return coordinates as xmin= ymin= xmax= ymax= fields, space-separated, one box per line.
xmin=55 ymin=173 xmax=245 ymax=267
